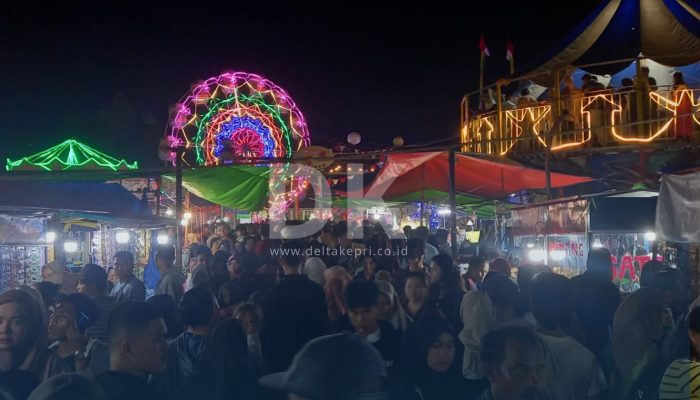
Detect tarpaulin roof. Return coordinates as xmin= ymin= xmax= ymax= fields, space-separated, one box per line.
xmin=361 ymin=151 xmax=592 ymax=202
xmin=163 ymin=166 xmax=271 ymax=211
xmin=0 ymin=182 xmax=151 ymax=219
xmin=520 ymin=0 xmax=700 ymax=82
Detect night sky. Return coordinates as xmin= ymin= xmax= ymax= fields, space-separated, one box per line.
xmin=2 ymin=1 xmax=600 ymax=167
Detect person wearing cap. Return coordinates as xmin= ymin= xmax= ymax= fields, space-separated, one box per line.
xmin=48 ymin=293 xmax=109 ymax=379
xmin=77 ymin=264 xmax=115 ymax=343
xmin=259 ymin=333 xmax=389 ymax=400
xmin=109 ymin=252 xmax=146 ymax=303
xmin=261 ymin=240 xmax=329 ymax=373
xmin=343 ymin=281 xmax=402 ymax=381
xmin=155 ymin=244 xmax=186 ymax=305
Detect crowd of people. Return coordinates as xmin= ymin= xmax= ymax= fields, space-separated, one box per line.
xmin=0 ymin=219 xmax=697 ymax=399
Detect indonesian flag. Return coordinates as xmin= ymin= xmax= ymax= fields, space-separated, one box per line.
xmin=506 ymin=38 xmax=515 ymax=74
xmin=479 ymin=35 xmax=490 ymax=71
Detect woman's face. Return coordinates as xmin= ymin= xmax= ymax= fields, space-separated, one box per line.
xmin=228 ymin=258 xmax=242 ymax=280
xmin=429 ymin=262 xmax=442 ymax=283
xmin=405 ymin=277 xmax=426 ymax=303
xmin=426 ymin=332 xmax=456 ymax=372
xmin=376 ymin=293 xmax=393 ymax=320
xmin=41 ymin=267 xmax=53 ymax=281
xmin=0 ymin=303 xmax=29 ymax=350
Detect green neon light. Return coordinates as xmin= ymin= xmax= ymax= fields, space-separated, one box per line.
xmin=6 ymin=139 xmax=139 ymax=172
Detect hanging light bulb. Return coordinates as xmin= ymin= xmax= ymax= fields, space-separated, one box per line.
xmin=184 ymin=212 xmax=192 ymax=220
xmin=63 ymin=241 xmax=79 ymax=253
xmin=157 ymin=234 xmax=169 ymax=245
xmin=165 ymin=209 xmax=174 ymax=216
xmin=46 ymin=232 xmax=57 ymax=243
xmin=115 ymin=230 xmax=130 ymax=244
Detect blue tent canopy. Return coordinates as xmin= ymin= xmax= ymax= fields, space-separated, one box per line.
xmin=518 ymin=0 xmax=699 ymax=84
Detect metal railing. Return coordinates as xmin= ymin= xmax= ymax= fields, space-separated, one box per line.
xmin=461 ymin=86 xmax=699 ymax=155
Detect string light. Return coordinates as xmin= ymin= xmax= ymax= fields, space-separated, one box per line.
xmin=6 ymin=139 xmax=138 ymax=171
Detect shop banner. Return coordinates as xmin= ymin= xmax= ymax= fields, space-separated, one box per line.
xmin=0 ymin=216 xmax=46 ymax=245
xmin=547 ymin=234 xmax=588 ymax=276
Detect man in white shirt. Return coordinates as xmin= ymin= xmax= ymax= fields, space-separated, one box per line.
xmin=530 ymin=272 xmax=607 ymax=400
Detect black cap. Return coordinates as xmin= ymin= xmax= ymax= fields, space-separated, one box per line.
xmin=79 ymin=264 xmax=107 ymax=286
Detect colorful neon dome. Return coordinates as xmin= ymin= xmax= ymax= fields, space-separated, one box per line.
xmin=6 ymin=139 xmax=139 ymax=172
xmin=168 ymin=71 xmax=311 ymax=166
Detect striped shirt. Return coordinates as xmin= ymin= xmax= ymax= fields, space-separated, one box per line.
xmin=86 ymin=296 xmax=116 ymax=343
xmin=659 ymin=359 xmax=700 ymax=400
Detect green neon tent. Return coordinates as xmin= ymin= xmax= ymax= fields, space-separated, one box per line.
xmin=164 ymin=166 xmax=271 ymax=211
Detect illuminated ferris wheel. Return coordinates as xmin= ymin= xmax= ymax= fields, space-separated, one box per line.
xmin=168 ymin=71 xmax=311 ymax=165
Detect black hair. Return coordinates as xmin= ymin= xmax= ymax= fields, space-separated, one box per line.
xmin=406 ymin=238 xmax=425 ymax=257
xmin=79 ymin=264 xmax=108 ymax=294
xmin=521 ymin=88 xmax=530 ymax=96
xmin=640 ymin=261 xmax=664 ymax=288
xmin=651 ymin=269 xmax=684 ymax=292
xmin=517 ymin=264 xmax=551 ymax=297
xmin=180 ymin=286 xmax=216 ymax=328
xmin=690 ymin=307 xmax=700 ymax=333
xmin=195 ymin=245 xmax=212 ymax=259
xmin=0 ymin=370 xmax=40 ymax=400
xmin=148 ymin=294 xmax=184 ymax=339
xmin=34 ymin=281 xmax=60 ymax=309
xmin=586 ymin=247 xmax=613 ymax=279
xmin=484 ymin=273 xmax=520 ymax=309
xmin=405 ymin=272 xmax=428 ymax=288
xmin=107 ymin=301 xmax=163 ymax=348
xmin=234 ymin=302 xmax=262 ymax=325
xmin=279 ymin=240 xmax=304 ymax=268
xmin=54 ymin=293 xmax=101 ymax=334
xmin=156 ymin=244 xmax=176 ymax=266
xmin=481 ymin=325 xmax=542 ymax=370
xmin=344 ymin=280 xmax=380 ymax=310
xmin=530 ymin=272 xmax=573 ymax=331
xmin=114 ymin=251 xmax=134 ymax=266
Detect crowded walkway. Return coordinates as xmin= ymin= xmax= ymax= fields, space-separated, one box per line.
xmin=0 ymin=220 xmax=696 ymax=400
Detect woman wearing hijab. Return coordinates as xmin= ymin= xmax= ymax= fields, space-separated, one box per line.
xmin=376 ymin=281 xmax=409 ymax=333
xmin=612 ymin=288 xmax=671 ymax=399
xmin=399 ymin=314 xmax=476 ymax=400
xmin=178 ymin=319 xmax=258 ymax=400
xmin=0 ymin=290 xmax=68 ymax=382
xmin=428 ymin=254 xmax=465 ymax=331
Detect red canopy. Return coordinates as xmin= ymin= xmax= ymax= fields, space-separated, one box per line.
xmin=362 ymin=151 xmax=592 ymax=200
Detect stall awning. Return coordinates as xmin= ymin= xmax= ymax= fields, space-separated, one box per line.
xmin=389 ymin=189 xmax=510 ymax=218
xmin=361 ymin=151 xmax=591 ymax=201
xmin=164 ymin=166 xmax=271 ymax=211
xmin=0 ymin=182 xmax=151 ymax=219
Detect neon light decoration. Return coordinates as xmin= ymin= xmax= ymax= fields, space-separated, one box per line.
xmin=168 ymin=71 xmax=310 ymax=166
xmin=462 ymin=89 xmax=700 ymax=154
xmin=6 ymin=139 xmax=139 ymax=171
